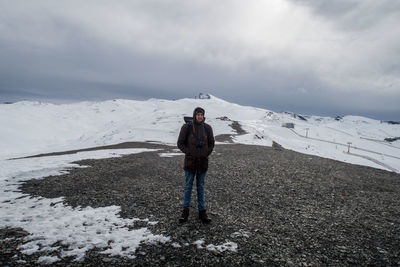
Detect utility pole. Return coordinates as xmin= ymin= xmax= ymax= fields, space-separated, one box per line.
xmin=305 ymin=128 xmax=309 ymax=138
xmin=347 ymin=142 xmax=352 ymax=153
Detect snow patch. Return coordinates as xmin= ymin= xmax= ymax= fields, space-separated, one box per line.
xmin=158 ymin=152 xmax=183 ymax=157
xmin=193 ymin=239 xmax=238 ymax=253
xmin=231 ymin=229 xmax=251 ymax=238
xmin=37 ymin=256 xmax=60 ymax=265
xmin=206 ymin=242 xmax=238 ymax=253
xmin=171 ymin=242 xmax=182 ymax=248
xmin=193 ymin=239 xmax=205 ymax=249
xmin=0 ymin=148 xmax=169 ymax=262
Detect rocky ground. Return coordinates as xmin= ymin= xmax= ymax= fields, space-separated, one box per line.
xmin=2 ymin=141 xmax=400 ymax=266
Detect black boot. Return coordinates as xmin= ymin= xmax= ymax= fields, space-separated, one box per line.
xmin=199 ymin=210 xmax=211 ymax=224
xmin=179 ymin=207 xmax=189 ymax=223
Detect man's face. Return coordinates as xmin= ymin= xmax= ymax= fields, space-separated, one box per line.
xmin=195 ymin=112 xmax=204 ymax=123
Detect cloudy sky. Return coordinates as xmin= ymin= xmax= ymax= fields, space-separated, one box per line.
xmin=1 ymin=0 xmax=399 ymax=119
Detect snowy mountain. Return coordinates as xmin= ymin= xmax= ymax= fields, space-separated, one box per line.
xmin=1 ymin=95 xmax=399 ymax=172
xmin=1 ymin=95 xmax=400 ymax=264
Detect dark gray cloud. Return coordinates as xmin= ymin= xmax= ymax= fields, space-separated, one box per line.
xmin=0 ymin=0 xmax=399 ymax=120
xmin=289 ymin=0 xmax=400 ymax=30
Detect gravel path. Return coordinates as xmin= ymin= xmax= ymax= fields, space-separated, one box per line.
xmin=2 ymin=142 xmax=400 ymax=266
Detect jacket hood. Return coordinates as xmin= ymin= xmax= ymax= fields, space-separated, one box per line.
xmin=193 ymin=107 xmax=205 ymax=123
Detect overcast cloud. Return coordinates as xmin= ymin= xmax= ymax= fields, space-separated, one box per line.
xmin=0 ymin=0 xmax=399 ymax=119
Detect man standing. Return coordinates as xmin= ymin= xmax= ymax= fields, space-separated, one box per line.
xmin=177 ymin=107 xmax=215 ymax=224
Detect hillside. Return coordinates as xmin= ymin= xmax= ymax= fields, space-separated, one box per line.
xmin=1 ymin=95 xmax=399 ymax=172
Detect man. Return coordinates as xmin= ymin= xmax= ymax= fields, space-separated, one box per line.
xmin=177 ymin=107 xmax=215 ymax=223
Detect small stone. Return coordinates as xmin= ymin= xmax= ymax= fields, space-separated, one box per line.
xmin=210 ymin=250 xmax=222 ymax=257
xmin=102 ymin=258 xmax=114 ymax=263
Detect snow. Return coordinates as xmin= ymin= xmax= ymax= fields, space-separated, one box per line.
xmin=171 ymin=242 xmax=181 ymax=248
xmin=1 ymin=96 xmax=398 ymax=172
xmin=193 ymin=239 xmax=205 ymax=249
xmin=0 ymin=149 xmax=170 ymax=263
xmin=158 ymin=152 xmax=183 ymax=157
xmin=37 ymin=255 xmax=60 ymax=265
xmin=0 ymin=98 xmax=233 ymax=160
xmin=231 ymin=229 xmax=251 ymax=238
xmin=193 ymin=239 xmax=238 ymax=253
xmin=0 ymin=95 xmax=399 ymax=262
xmin=206 ymin=242 xmax=238 ymax=253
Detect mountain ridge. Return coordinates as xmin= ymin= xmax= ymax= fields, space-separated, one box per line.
xmin=1 ymin=95 xmax=399 ymax=172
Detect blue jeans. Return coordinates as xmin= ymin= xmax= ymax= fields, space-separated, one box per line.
xmin=183 ymin=171 xmax=207 ymax=211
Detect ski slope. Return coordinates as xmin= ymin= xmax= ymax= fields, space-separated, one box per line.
xmin=1 ymin=95 xmax=399 ymax=172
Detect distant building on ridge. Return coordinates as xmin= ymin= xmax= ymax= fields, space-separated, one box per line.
xmin=198 ymin=93 xmax=211 ymax=99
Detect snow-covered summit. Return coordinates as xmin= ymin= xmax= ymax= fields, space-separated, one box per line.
xmin=1 ymin=96 xmax=399 ymax=172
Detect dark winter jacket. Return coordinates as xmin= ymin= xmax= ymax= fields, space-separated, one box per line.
xmin=177 ymin=110 xmax=215 ymax=174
